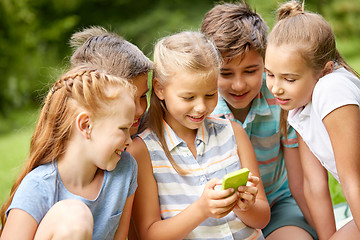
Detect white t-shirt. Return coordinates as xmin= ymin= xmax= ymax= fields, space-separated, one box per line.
xmin=288 ymin=67 xmax=360 ymax=182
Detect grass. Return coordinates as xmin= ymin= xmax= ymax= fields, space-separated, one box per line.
xmin=0 ymin=109 xmax=37 ymax=206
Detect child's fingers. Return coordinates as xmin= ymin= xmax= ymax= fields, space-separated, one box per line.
xmin=246 ymin=174 xmax=259 ymax=187
xmin=205 ymin=178 xmax=222 ymax=189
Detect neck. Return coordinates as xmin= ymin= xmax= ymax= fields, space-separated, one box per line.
xmin=57 ymin=139 xmax=104 ymax=200
xmin=228 ymin=102 xmax=252 ymax=123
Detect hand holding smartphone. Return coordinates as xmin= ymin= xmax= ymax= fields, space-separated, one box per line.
xmin=221 ymin=168 xmax=250 ymax=191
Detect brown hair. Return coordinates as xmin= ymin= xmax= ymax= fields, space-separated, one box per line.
xmin=201 ymin=1 xmax=268 ymax=61
xmin=269 ymin=0 xmax=360 ymax=135
xmin=70 ymin=26 xmax=153 ymax=79
xmin=0 ymin=67 xmax=136 ymax=231
xmin=148 ymin=31 xmax=220 ymax=175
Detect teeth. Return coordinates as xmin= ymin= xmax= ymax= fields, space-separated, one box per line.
xmin=115 ymin=150 xmax=122 ymax=155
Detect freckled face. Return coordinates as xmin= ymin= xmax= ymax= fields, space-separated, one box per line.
xmin=265 ymin=44 xmax=318 ymax=110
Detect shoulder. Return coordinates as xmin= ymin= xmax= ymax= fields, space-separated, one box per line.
xmin=205 ymin=116 xmax=233 ymax=134
xmin=313 ymin=68 xmax=360 ymax=118
xmin=113 ymin=151 xmax=137 ymax=174
xmin=8 ymin=163 xmax=57 ymax=223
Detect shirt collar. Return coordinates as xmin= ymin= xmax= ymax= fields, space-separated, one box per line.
xmin=162 ymin=119 xmax=210 ymax=151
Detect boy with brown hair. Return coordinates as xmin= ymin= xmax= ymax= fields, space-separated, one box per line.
xmin=201 ymin=2 xmax=317 ymax=239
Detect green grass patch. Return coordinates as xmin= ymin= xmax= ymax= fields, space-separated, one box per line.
xmin=0 ymin=110 xmax=36 ymax=206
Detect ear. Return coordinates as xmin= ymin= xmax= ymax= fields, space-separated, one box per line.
xmin=76 ymin=112 xmax=92 ymax=139
xmin=321 ymin=61 xmax=334 ymax=77
xmin=153 ymin=77 xmax=165 ymax=100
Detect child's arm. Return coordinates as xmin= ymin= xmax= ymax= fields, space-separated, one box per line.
xmin=323 ymin=104 xmax=360 ymax=231
xmin=114 ymin=193 xmax=135 ymax=240
xmin=0 ymin=209 xmax=38 ymax=239
xmin=230 ymin=121 xmax=270 ymax=229
xmin=298 ymin=133 xmax=336 ymax=239
xmin=283 ymin=146 xmax=313 ymax=226
xmin=127 ymin=137 xmax=238 ymax=240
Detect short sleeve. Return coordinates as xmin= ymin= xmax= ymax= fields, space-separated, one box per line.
xmin=127 ymin=155 xmax=138 ymax=197
xmin=313 ymin=70 xmax=360 ymax=119
xmin=7 ymin=175 xmax=54 ymax=223
xmin=281 ymin=124 xmax=298 ymax=148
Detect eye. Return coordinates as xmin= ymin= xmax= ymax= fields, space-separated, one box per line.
xmin=244 ymin=69 xmax=257 ymax=74
xmin=140 ymin=94 xmax=147 ymax=99
xmin=182 ymin=96 xmax=194 ymax=100
xmin=220 ymin=72 xmax=232 ymax=77
xmin=205 ymin=92 xmax=217 ymax=98
xmin=266 ymin=71 xmax=274 ymax=77
xmin=285 ymin=78 xmax=296 ymax=83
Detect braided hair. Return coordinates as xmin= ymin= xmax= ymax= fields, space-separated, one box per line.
xmin=0 ymin=66 xmax=136 ymax=230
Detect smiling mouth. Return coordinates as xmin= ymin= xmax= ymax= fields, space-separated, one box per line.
xmin=115 ymin=149 xmax=123 ymax=156
xmin=230 ymin=91 xmax=248 ymax=98
xmin=131 ymin=119 xmax=140 ymax=127
xmin=188 ymin=115 xmax=205 ymax=122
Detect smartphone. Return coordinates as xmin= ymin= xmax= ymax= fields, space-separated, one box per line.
xmin=221 ymin=168 xmax=250 ymax=191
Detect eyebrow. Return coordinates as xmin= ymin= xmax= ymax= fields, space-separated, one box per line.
xmin=221 ymin=64 xmax=260 ymax=71
xmin=264 ymin=68 xmax=300 ymax=77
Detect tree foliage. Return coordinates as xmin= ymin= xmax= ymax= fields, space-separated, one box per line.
xmin=0 ymin=0 xmax=359 ymax=115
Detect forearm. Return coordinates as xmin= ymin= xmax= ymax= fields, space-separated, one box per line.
xmin=290 ymin=186 xmax=314 ymax=227
xmin=142 ymin=199 xmax=208 ymax=240
xmin=304 ymin=180 xmax=335 ymax=240
xmin=339 ymin=179 xmax=360 ymax=231
xmin=233 ymin=198 xmax=270 ymax=229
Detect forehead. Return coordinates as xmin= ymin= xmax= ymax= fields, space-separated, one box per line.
xmin=131 ymin=73 xmax=148 ymax=92
xmin=169 ymin=70 xmax=217 ymax=92
xmin=223 ymin=49 xmax=264 ymax=68
xmin=265 ymin=44 xmax=308 ymax=72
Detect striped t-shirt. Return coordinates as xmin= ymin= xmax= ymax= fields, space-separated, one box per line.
xmin=139 ymin=117 xmax=264 ymax=240
xmin=212 ymin=78 xmax=298 ymax=206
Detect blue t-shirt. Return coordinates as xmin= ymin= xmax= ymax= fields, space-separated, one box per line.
xmin=7 ymin=151 xmax=137 ymax=240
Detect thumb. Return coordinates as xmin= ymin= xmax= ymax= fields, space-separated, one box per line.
xmin=206 ymin=177 xmax=222 ymax=189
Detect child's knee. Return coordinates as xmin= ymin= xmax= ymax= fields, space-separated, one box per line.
xmin=36 ymin=199 xmax=93 ymax=240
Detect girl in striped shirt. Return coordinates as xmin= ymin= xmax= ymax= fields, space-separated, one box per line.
xmin=128 ymin=31 xmax=270 ymax=240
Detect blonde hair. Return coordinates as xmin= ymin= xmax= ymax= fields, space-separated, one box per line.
xmin=148 ymin=31 xmax=220 ymax=175
xmin=270 ymin=0 xmax=360 ymax=136
xmin=70 ymin=26 xmax=153 ymax=79
xmin=0 ymin=67 xmax=136 ymax=230
xmin=201 ymin=1 xmax=268 ymax=60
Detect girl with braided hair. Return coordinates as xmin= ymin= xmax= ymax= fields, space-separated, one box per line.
xmin=69 ymin=26 xmax=153 ymax=136
xmin=0 ymin=66 xmax=137 ymax=240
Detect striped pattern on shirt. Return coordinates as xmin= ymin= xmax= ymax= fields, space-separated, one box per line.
xmin=139 ymin=117 xmax=264 ymax=240
xmin=212 ymin=77 xmax=298 ymax=206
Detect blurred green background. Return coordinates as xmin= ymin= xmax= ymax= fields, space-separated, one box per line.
xmin=1 ymin=0 xmax=359 ymax=206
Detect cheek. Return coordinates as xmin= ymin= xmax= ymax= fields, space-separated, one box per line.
xmin=134 ymin=97 xmax=147 ymax=117
xmin=218 ymin=78 xmax=231 ymax=91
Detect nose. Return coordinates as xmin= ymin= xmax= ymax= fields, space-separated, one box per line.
xmin=232 ymin=76 xmax=246 ymax=91
xmin=125 ymin=132 xmax=133 ymax=146
xmin=194 ymin=98 xmax=206 ymax=114
xmin=271 ymin=78 xmax=284 ymax=96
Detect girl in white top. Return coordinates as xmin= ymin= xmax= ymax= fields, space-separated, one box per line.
xmin=264 ymin=1 xmax=360 ymax=239
xmin=128 ymin=31 xmax=270 ymax=240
